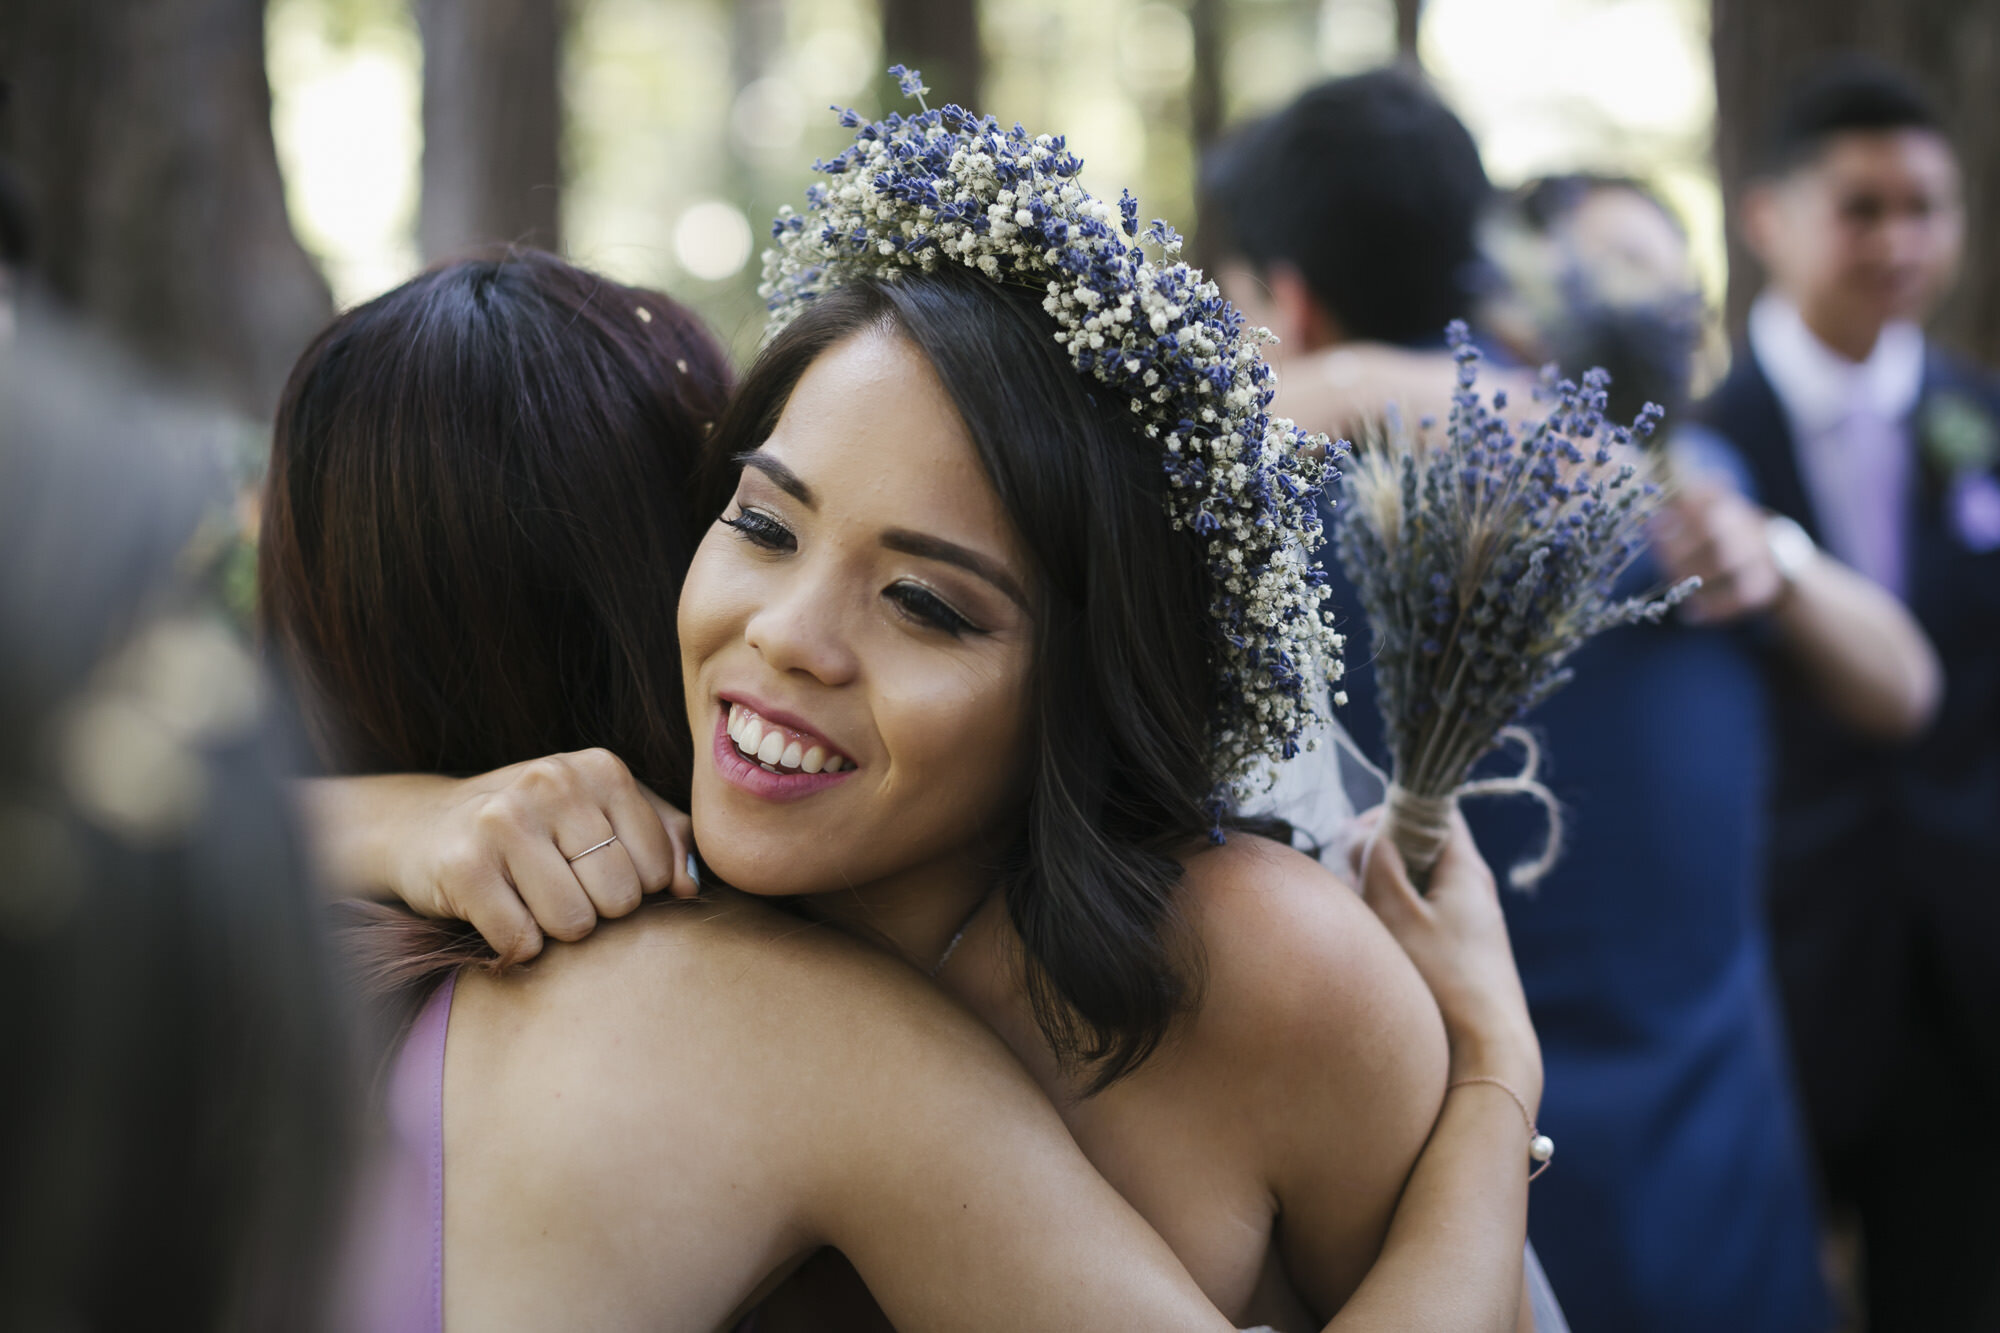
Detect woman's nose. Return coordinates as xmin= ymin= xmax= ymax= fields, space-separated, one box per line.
xmin=743 ymin=567 xmax=861 ymax=686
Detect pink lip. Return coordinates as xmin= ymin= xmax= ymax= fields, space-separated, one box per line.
xmin=709 ymin=705 xmax=858 ymax=803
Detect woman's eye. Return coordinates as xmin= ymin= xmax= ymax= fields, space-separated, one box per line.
xmin=887 ymin=583 xmax=978 ymax=637
xmin=721 ymin=507 xmax=795 ymax=552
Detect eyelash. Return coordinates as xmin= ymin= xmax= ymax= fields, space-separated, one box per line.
xmin=887 ymin=584 xmax=977 ymax=637
xmin=722 ymin=506 xmax=982 ymax=638
xmin=721 ymin=507 xmax=795 ymax=552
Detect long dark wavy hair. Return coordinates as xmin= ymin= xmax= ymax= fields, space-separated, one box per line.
xmin=709 ymin=267 xmax=1231 ymax=1090
xmin=262 ymin=249 xmax=732 ymax=802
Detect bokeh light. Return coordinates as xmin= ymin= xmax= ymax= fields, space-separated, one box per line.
xmin=262 ymin=0 xmax=1725 ymax=353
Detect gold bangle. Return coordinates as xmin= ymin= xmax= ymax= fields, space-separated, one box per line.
xmin=1449 ymin=1076 xmax=1554 ymax=1180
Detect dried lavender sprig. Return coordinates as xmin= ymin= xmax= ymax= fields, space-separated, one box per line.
xmin=1335 ymin=323 xmax=1697 ymax=885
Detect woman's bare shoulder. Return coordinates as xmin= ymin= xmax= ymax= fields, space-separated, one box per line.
xmin=1171 ymin=833 xmax=1447 ymax=1121
xmin=442 ymin=891 xmax=1065 ymax=1323
xmin=1171 ymin=834 xmax=1448 ymax=1307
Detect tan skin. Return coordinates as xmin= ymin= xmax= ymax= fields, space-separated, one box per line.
xmin=308 ymin=324 xmax=1546 ymax=1328
xmin=442 ymin=891 xmax=1243 ymax=1331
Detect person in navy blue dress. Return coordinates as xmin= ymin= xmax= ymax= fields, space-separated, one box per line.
xmin=1203 ymin=74 xmax=1937 ymax=1331
xmin=1698 ymin=58 xmax=2000 ymax=1330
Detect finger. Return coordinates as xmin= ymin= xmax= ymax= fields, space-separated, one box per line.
xmin=1358 ymin=827 xmax=1427 ymax=927
xmin=503 ymin=828 xmax=602 ymax=943
xmin=564 ymin=833 xmax=647 ymax=921
xmin=575 ymin=757 xmax=677 ymax=894
xmin=1426 ymin=812 xmax=1499 ymax=901
xmin=665 ymin=810 xmax=700 ymax=899
xmin=1345 ymin=805 xmax=1385 ymax=878
xmin=463 ymin=891 xmax=545 ymax=966
xmin=434 ymin=850 xmax=548 ymax=964
xmin=584 ymin=768 xmax=676 ymax=892
xmin=627 ymin=782 xmax=701 ymax=898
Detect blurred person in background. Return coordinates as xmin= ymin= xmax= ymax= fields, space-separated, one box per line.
xmin=1699 ymin=55 xmax=2000 ymax=1330
xmin=0 ymin=316 xmax=355 ymax=1330
xmin=1204 ymin=72 xmax=1935 ymax=1333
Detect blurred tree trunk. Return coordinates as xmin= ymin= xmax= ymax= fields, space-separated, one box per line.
xmin=0 ymin=0 xmax=333 ymax=419
xmin=1712 ymin=0 xmax=2000 ymax=364
xmin=881 ymin=0 xmax=982 ymax=109
xmin=416 ymin=0 xmax=562 ymax=261
xmin=1395 ymin=0 xmax=1423 ymax=61
xmin=1190 ymin=0 xmax=1225 ymax=147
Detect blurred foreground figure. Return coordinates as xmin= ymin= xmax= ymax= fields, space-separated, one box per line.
xmin=0 ymin=316 xmax=353 ymax=1330
xmin=1701 ymin=55 xmax=2000 ymax=1330
xmin=1204 ymin=74 xmax=1841 ymax=1332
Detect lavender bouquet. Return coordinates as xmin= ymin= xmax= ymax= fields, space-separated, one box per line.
xmin=1334 ymin=323 xmax=1696 ymax=888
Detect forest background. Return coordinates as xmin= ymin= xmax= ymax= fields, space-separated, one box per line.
xmin=2 ymin=0 xmax=1997 ymax=429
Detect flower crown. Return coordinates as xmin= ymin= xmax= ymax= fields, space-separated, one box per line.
xmin=760 ymin=67 xmax=1344 ymax=798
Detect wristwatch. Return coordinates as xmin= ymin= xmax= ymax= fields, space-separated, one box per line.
xmin=1764 ymin=513 xmax=1817 ymax=584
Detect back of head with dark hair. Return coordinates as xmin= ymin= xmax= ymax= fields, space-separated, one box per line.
xmin=260 ymin=249 xmax=733 ymax=806
xmin=0 ymin=318 xmax=353 ymax=1331
xmin=709 ymin=266 xmax=1228 ymax=1091
xmin=1762 ymin=54 xmax=1947 ymax=177
xmin=1200 ymin=68 xmax=1491 ymax=346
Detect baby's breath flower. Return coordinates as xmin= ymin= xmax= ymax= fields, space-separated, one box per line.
xmin=762 ymin=70 xmax=1344 ymax=802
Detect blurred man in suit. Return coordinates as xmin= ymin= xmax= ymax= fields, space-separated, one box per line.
xmin=1699 ymin=55 xmax=2000 ymax=1331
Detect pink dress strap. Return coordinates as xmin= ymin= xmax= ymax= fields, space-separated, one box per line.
xmin=335 ymin=972 xmax=457 ymax=1332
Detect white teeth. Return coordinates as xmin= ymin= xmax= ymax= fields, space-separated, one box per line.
xmin=728 ymin=705 xmax=851 ymax=774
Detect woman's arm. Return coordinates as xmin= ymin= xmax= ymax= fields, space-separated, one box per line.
xmin=1178 ymin=829 xmax=1535 ymax=1332
xmin=1652 ymin=478 xmax=1941 ymax=740
xmin=294 ymin=750 xmax=697 ymax=961
xmin=1329 ymin=819 xmax=1542 ymax=1332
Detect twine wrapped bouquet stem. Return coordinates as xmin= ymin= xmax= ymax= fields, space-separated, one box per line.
xmin=1335 ymin=325 xmax=1697 ymax=889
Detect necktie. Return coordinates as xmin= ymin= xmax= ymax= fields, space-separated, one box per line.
xmin=1813 ymin=387 xmax=1908 ymax=598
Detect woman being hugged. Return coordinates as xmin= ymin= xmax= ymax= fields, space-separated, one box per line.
xmin=277 ymin=251 xmax=1268 ymax=1331
xmin=317 ymin=93 xmax=1556 ymax=1329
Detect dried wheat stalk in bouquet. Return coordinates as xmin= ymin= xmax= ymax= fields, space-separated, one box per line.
xmin=1334 ymin=323 xmax=1697 ymax=888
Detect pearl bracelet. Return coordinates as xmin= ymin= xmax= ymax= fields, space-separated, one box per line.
xmin=1450 ymin=1076 xmax=1554 ymax=1180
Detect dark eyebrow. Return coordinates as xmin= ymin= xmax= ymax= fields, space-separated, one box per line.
xmin=881 ymin=529 xmax=1031 ymax=611
xmin=736 ymin=451 xmax=816 ymax=508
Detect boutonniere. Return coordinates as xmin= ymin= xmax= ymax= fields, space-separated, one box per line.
xmin=1920 ymin=392 xmax=1999 ymax=475
xmin=1921 ymin=393 xmax=2000 ymax=552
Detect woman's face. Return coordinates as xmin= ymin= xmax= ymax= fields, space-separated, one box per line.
xmin=679 ymin=325 xmax=1037 ymax=898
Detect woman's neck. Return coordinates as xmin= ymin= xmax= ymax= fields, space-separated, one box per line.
xmin=796 ymin=850 xmax=996 ymax=975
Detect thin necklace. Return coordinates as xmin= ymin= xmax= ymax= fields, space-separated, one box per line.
xmin=930 ymin=889 xmax=995 ymax=978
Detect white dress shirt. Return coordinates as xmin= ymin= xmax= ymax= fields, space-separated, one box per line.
xmin=1747 ymin=293 xmax=1925 ymax=596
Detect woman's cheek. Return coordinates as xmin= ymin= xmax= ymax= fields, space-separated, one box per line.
xmin=877 ymin=643 xmax=1034 ymax=828
xmin=677 ymin=529 xmax=747 ymax=672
